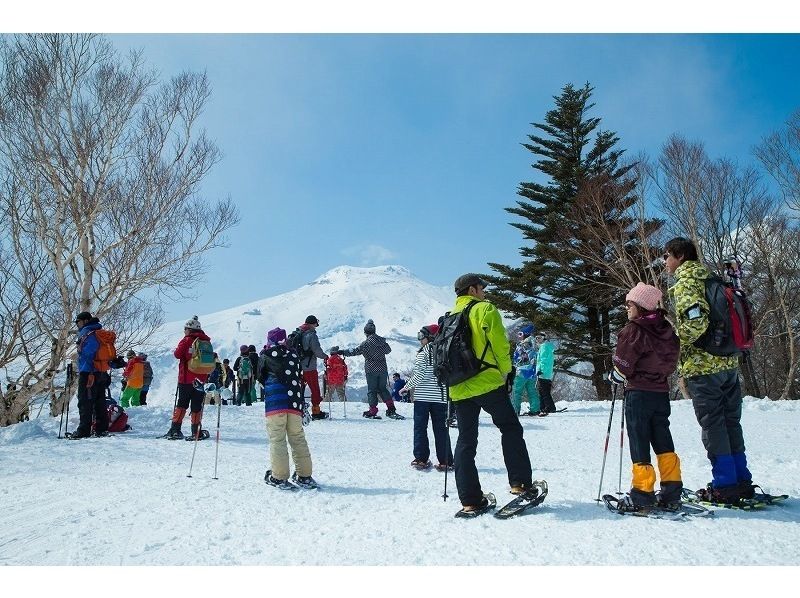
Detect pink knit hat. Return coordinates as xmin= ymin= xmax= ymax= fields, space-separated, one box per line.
xmin=625 ymin=282 xmax=662 ymax=311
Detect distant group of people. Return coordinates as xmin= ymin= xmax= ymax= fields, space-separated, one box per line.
xmin=67 ymin=235 xmax=759 ymax=514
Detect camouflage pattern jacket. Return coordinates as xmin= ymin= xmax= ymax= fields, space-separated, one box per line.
xmin=668 ymin=260 xmax=739 ymax=378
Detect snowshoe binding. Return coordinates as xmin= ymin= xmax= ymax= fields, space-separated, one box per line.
xmin=455 ymin=493 xmax=497 ymax=519
xmin=411 ymin=459 xmax=432 ymax=471
xmin=495 ymin=481 xmax=548 ymax=519
xmin=434 ymin=463 xmax=454 ymax=472
xmin=186 ymin=429 xmax=210 ymax=441
xmin=604 ymin=493 xmax=712 ymax=519
xmin=386 ymin=409 xmax=405 ymax=420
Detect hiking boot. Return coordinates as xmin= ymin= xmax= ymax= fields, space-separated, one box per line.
xmin=509 ymin=481 xmax=534 ymax=495
xmin=66 ymin=428 xmax=91 ymax=440
xmin=166 ymin=427 xmax=184 ymax=440
xmin=291 ymin=472 xmax=320 ymax=489
xmin=435 ymin=463 xmax=454 ymax=472
xmin=311 ymin=412 xmax=329 ymax=420
xmin=455 ymin=493 xmax=497 ymax=518
xmin=264 ymin=470 xmax=297 ymax=490
xmin=696 ymin=484 xmax=741 ymax=504
xmin=615 ymin=495 xmax=652 ymax=514
xmin=363 ymin=410 xmax=380 ymax=419
xmin=411 ymin=459 xmax=432 ymax=470
xmin=94 ymin=430 xmax=110 ymax=437
xmin=656 ymin=499 xmax=682 ymax=512
xmin=737 ymin=480 xmax=756 ymax=499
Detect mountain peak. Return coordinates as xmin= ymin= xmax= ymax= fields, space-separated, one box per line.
xmin=311 ymin=264 xmax=413 ymax=285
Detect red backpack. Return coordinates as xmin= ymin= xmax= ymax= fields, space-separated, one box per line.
xmin=693 ymin=275 xmax=755 ymax=357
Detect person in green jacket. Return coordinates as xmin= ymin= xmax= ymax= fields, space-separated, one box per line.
xmin=664 ymin=237 xmax=756 ymax=504
xmin=448 ymin=273 xmax=536 ymax=517
xmin=534 ymin=332 xmax=556 ymax=416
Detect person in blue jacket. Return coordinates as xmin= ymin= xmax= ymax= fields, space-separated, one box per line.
xmin=391 ymin=372 xmax=408 ymax=403
xmin=535 ymin=332 xmax=556 ymax=416
xmin=69 ymin=311 xmax=110 ymax=439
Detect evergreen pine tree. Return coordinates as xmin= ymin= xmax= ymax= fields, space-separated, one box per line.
xmin=487 ymin=83 xmax=657 ymax=400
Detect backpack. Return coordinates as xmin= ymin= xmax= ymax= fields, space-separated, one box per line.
xmin=693 ymin=275 xmax=755 ymax=357
xmin=430 ymin=301 xmax=497 ymax=386
xmin=92 ymin=399 xmax=131 ymax=434
xmin=288 ymin=328 xmax=314 ymax=363
xmin=187 ymin=337 xmax=216 ymax=375
xmin=92 ymin=329 xmax=118 ymax=372
xmin=238 ymin=355 xmax=252 ymax=380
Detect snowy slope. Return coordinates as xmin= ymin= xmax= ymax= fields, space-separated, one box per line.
xmin=140 ymin=265 xmax=455 ymax=404
xmin=1 ymin=396 xmax=798 ymax=568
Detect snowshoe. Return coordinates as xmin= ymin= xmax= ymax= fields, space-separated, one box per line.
xmin=186 ymin=429 xmax=210 ymax=441
xmin=386 ymin=410 xmax=405 ymax=420
xmin=455 ymin=493 xmax=497 ymax=519
xmin=311 ymin=412 xmax=329 ymax=420
xmin=603 ymin=493 xmax=712 ymax=520
xmin=291 ymin=472 xmax=320 ymax=489
xmin=411 ymin=459 xmax=432 ymax=471
xmin=363 ymin=411 xmax=382 ymax=419
xmin=65 ymin=429 xmax=91 ymax=440
xmin=495 ymin=481 xmax=548 ymax=519
xmin=682 ymin=487 xmax=766 ymax=510
xmin=264 ymin=470 xmax=298 ymax=491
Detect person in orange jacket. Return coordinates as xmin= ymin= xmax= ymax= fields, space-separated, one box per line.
xmin=324 ymin=350 xmax=348 ymax=403
xmin=120 ymin=350 xmax=145 ymax=407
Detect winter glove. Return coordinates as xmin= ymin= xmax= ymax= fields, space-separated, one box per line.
xmin=607 ymin=368 xmax=626 ymax=386
xmin=86 ymin=373 xmax=95 ymax=388
xmin=329 ymin=346 xmax=340 ymax=354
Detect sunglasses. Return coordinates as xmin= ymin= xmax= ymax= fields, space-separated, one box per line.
xmin=662 ymin=253 xmax=670 ymax=260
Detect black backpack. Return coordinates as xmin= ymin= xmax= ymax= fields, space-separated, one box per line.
xmin=287 ymin=328 xmax=314 ymax=364
xmin=693 ymin=275 xmax=755 ymax=357
xmin=430 ymin=300 xmax=497 ymax=386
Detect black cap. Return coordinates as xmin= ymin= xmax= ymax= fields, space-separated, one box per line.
xmin=75 ymin=311 xmax=92 ymax=323
xmin=305 ymin=315 xmax=319 ymax=325
xmin=454 ymin=273 xmax=488 ymax=293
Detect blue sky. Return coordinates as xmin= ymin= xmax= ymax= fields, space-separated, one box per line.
xmin=103 ymin=34 xmax=800 ymax=322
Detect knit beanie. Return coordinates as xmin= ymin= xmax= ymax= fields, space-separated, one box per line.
xmin=519 ymin=324 xmax=535 ymax=338
xmin=267 ymin=327 xmax=287 ymax=346
xmin=305 ymin=315 xmax=319 ymax=325
xmin=184 ymin=315 xmax=202 ymax=331
xmin=364 ymin=319 xmax=376 ymax=335
xmin=625 ymin=282 xmax=662 ymax=311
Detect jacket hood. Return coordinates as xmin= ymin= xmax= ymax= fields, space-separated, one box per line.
xmin=185 ymin=330 xmax=210 ymax=341
xmin=78 ymin=321 xmax=102 ymax=339
xmin=630 ymin=312 xmax=676 ymax=343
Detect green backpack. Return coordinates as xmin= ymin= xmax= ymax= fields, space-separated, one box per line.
xmin=187 ymin=338 xmax=216 ymax=375
xmin=238 ymin=355 xmax=252 ymax=380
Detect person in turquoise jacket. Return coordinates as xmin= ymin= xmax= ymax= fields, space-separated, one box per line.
xmin=535 ymin=332 xmax=556 ymax=416
xmin=511 ymin=324 xmax=540 ymax=416
xmin=448 ymin=273 xmax=536 ymax=518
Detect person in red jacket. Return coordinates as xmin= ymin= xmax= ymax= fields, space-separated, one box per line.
xmin=610 ymin=282 xmax=682 ymax=512
xmin=165 ymin=316 xmax=212 ymax=440
xmin=324 ymin=351 xmax=348 ymax=403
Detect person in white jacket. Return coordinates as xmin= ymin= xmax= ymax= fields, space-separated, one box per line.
xmin=400 ymin=324 xmax=454 ymax=471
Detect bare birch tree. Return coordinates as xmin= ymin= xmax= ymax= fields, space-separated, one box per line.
xmin=0 ymin=34 xmax=239 ymax=426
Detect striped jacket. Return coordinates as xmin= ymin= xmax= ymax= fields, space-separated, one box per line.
xmin=339 ymin=334 xmax=392 ymax=374
xmin=402 ymin=344 xmax=447 ymax=403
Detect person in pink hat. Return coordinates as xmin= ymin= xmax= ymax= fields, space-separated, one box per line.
xmin=608 ymin=282 xmax=683 ymax=513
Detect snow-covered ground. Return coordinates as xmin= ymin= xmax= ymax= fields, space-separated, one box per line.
xmin=2 ymin=395 xmax=798 ymax=575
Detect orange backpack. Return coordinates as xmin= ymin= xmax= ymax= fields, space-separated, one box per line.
xmin=92 ymin=329 xmax=118 ymax=372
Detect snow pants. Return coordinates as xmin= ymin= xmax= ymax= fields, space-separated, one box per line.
xmin=120 ymin=386 xmax=141 ymax=408
xmin=76 ymin=371 xmax=109 ymax=435
xmin=511 ymin=374 xmax=539 ymax=415
xmin=365 ymin=371 xmax=395 ymax=413
xmin=302 ymin=370 xmax=323 ymax=413
xmin=537 ymin=378 xmax=555 ymax=412
xmin=237 ymin=378 xmax=252 ymax=406
xmin=266 ymin=413 xmax=312 ymax=481
xmin=172 ymin=383 xmax=205 ymax=431
xmin=624 ymin=389 xmax=682 ymax=506
xmin=413 ymin=401 xmax=453 ymax=466
xmin=324 ymin=383 xmax=347 ymax=402
xmin=685 ymin=369 xmax=752 ymax=489
xmin=453 ymin=385 xmax=532 ymax=507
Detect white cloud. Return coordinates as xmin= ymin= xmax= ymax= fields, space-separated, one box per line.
xmin=340 ymin=244 xmax=397 ymax=265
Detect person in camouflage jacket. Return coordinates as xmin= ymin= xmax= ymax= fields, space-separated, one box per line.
xmin=665 ymin=237 xmax=755 ymax=503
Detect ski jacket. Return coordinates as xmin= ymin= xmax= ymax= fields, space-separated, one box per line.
xmin=298 ymin=324 xmax=327 ymax=372
xmin=261 ymin=344 xmax=304 ymax=416
xmin=76 ymin=322 xmax=102 ymax=373
xmin=173 ymin=330 xmax=212 ymax=385
xmin=142 ymin=360 xmax=154 ymax=387
xmin=233 ymin=354 xmax=252 ymax=380
xmin=536 ymin=341 xmax=554 ymax=380
xmin=668 ymin=260 xmax=739 ymax=378
xmin=339 ymin=334 xmax=392 ymax=374
xmin=209 ymin=361 xmax=227 ymax=388
xmin=123 ymin=356 xmax=145 ymax=389
xmin=612 ymin=312 xmax=679 ymax=392
xmin=325 ymin=354 xmax=348 ymax=386
xmin=448 ymin=296 xmax=512 ymax=402
xmin=402 ymin=344 xmax=447 ymax=403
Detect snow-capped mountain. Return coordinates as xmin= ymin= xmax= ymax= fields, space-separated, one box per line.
xmin=140 ymin=265 xmax=455 ymax=404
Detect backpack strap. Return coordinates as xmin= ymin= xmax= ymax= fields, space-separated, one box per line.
xmin=463 ymin=300 xmax=498 ymax=372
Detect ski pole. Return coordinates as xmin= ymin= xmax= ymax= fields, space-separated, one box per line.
xmin=343 ymin=388 xmax=347 ymax=419
xmin=58 ymin=364 xmax=71 ymax=438
xmin=594 ymin=384 xmax=617 ymax=503
xmin=442 ymin=389 xmax=451 ymax=502
xmin=617 ymin=391 xmax=626 ymax=496
xmin=212 ymin=387 xmax=223 ymax=480
xmin=326 ymin=374 xmax=332 ymax=420
xmin=173 ymin=383 xmax=179 ymax=409
xmin=63 ymin=365 xmax=72 ymax=437
xmin=187 ymin=383 xmax=208 ymax=478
